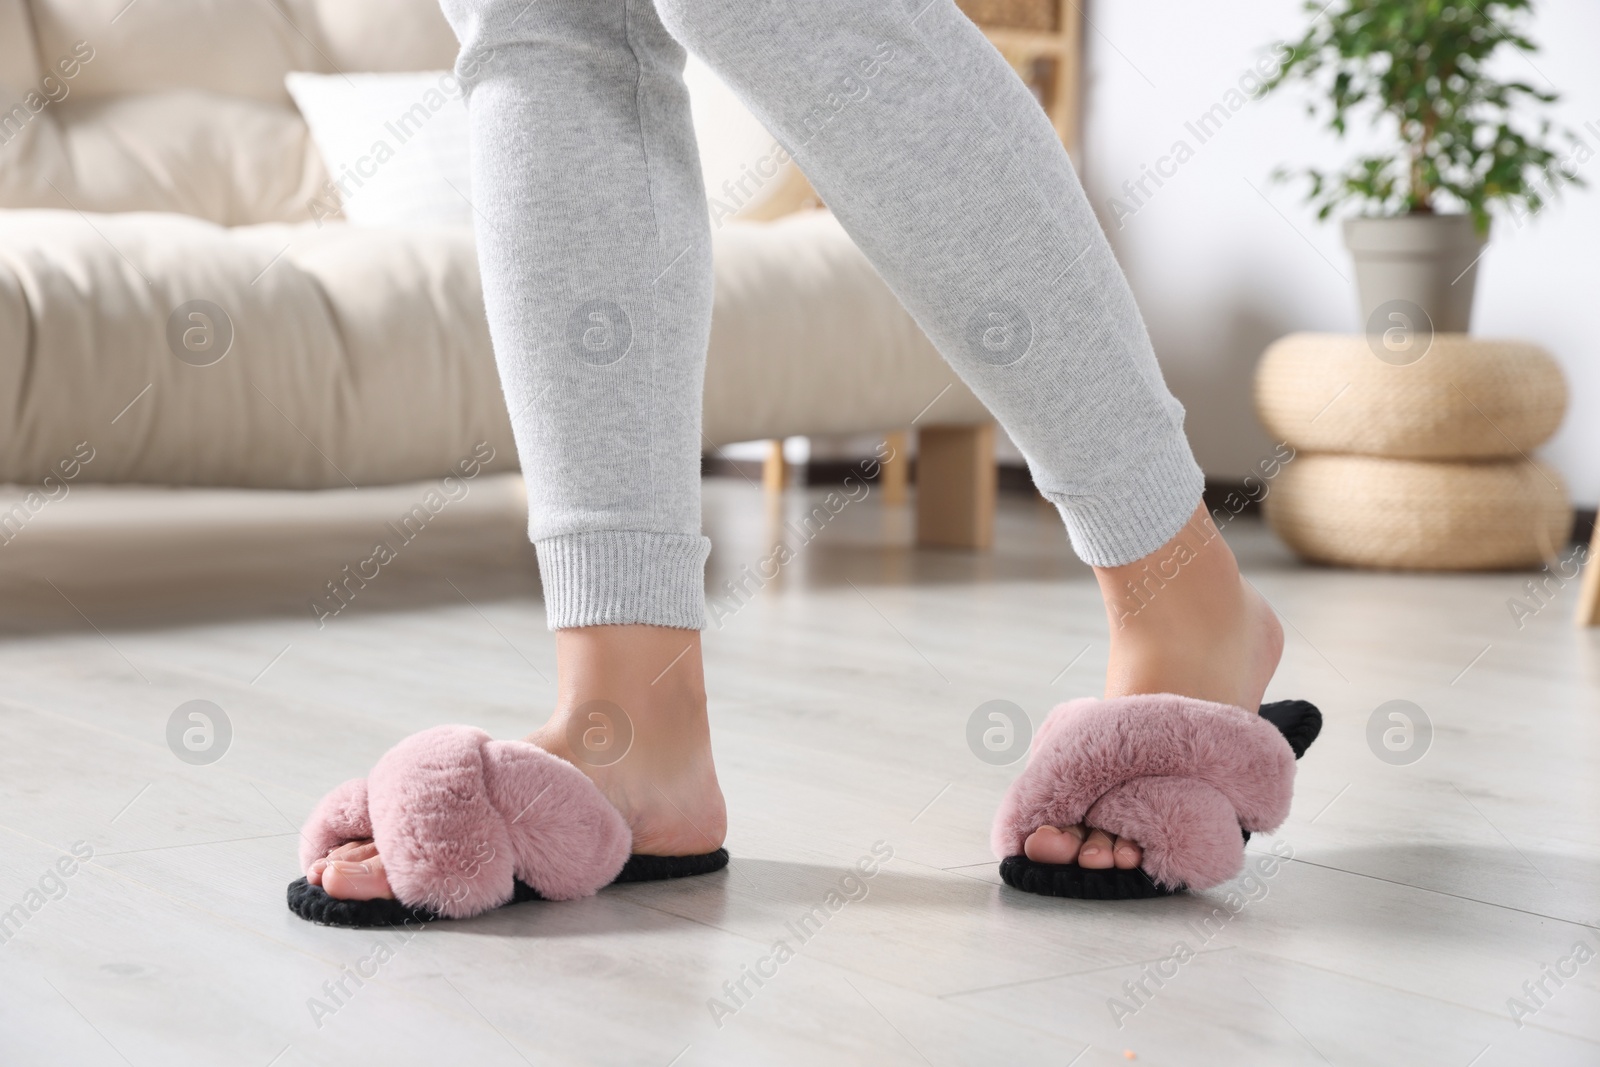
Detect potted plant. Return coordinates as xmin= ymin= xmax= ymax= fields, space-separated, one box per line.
xmin=1260 ymin=0 xmax=1584 ymax=332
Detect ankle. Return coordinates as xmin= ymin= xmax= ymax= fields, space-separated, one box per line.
xmin=531 ymin=624 xmax=711 ymax=768
xmin=1092 ymin=502 xmax=1283 ymax=707
xmin=553 ymin=624 xmax=706 ymax=704
xmin=1093 ymin=503 xmax=1245 ymax=636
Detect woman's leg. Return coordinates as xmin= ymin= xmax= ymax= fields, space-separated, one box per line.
xmin=313 ymin=0 xmax=725 ymax=900
xmin=451 ymin=0 xmax=712 ymax=630
xmin=654 ymin=0 xmax=1282 ymax=869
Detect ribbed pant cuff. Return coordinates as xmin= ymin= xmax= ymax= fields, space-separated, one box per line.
xmin=534 ymin=531 xmax=711 ymax=630
xmin=1044 ymin=432 xmax=1205 ymax=568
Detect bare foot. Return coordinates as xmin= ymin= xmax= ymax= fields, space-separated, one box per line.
xmin=311 ymin=625 xmax=727 ymax=901
xmin=1023 ymin=502 xmax=1285 ymax=869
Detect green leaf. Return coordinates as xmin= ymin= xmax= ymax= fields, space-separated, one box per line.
xmin=1255 ymin=0 xmax=1585 ymax=222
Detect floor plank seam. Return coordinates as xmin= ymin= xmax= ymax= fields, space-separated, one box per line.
xmin=1283 ymin=856 xmax=1600 ymax=929
xmin=938 ymin=946 xmax=1239 ymax=999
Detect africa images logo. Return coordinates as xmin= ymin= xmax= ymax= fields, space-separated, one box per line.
xmin=566 ymin=299 xmax=633 ymax=366
xmin=967 ymin=302 xmax=1033 ymax=367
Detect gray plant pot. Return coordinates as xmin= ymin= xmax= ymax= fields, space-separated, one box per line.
xmin=1343 ymin=214 xmax=1488 ymax=333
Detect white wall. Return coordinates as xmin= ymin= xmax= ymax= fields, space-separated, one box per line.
xmin=1080 ymin=0 xmax=1600 ymax=505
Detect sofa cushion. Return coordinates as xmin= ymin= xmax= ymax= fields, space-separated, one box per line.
xmin=0 ymin=209 xmax=511 ymax=488
xmin=27 ymin=0 xmax=457 ymax=105
xmin=0 ymin=208 xmax=986 ymax=489
xmin=1 ymin=92 xmax=329 ymax=224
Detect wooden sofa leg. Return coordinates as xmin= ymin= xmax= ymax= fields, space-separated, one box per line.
xmin=916 ymin=423 xmax=996 ymax=550
xmin=762 ymin=439 xmax=788 ymax=494
xmin=879 ymin=431 xmax=909 ymax=505
xmin=1576 ymin=523 xmax=1600 ymax=627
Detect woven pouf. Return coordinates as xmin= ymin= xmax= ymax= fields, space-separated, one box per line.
xmin=1264 ymin=455 xmax=1572 ymax=570
xmin=1255 ymin=333 xmax=1566 ymax=459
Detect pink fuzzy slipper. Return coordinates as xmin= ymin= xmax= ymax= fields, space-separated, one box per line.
xmin=286 ymin=725 xmax=728 ymax=927
xmin=992 ymin=698 xmax=1320 ymax=899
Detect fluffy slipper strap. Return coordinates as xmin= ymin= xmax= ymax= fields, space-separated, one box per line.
xmin=990 ymin=695 xmax=1297 ymax=890
xmin=300 ymin=726 xmax=631 ymax=918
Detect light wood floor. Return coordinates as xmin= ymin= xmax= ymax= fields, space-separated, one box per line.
xmin=0 ymin=474 xmax=1596 ymax=1066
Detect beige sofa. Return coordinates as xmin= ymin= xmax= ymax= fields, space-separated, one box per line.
xmin=0 ymin=0 xmax=999 ymax=544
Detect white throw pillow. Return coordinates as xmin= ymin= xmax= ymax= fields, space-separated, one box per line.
xmin=286 ymin=70 xmax=476 ymax=228
xmin=286 ymin=63 xmax=790 ymax=228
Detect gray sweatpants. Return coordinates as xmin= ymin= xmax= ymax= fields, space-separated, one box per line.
xmin=438 ymin=0 xmax=1204 ymax=631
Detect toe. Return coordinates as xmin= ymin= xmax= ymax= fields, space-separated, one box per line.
xmin=1112 ymin=835 xmax=1143 ymax=870
xmin=308 ymin=840 xmax=378 ymax=886
xmin=1077 ymin=828 xmax=1116 ymax=869
xmin=1023 ymin=824 xmax=1086 ymax=864
xmin=322 ymin=854 xmax=396 ymax=901
xmin=327 ymin=840 xmax=378 ymax=863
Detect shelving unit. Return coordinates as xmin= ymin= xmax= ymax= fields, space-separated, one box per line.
xmin=962 ymin=0 xmax=1084 ymax=153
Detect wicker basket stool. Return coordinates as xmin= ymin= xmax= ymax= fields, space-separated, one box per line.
xmin=1254 ymin=333 xmax=1566 ymax=459
xmin=1264 ymin=455 xmax=1571 ymax=570
xmin=1254 ymin=333 xmax=1571 ymax=570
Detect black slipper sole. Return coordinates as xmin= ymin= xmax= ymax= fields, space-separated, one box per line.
xmin=287 ymin=848 xmax=730 ymax=928
xmin=998 ymin=699 xmax=1321 ymax=901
